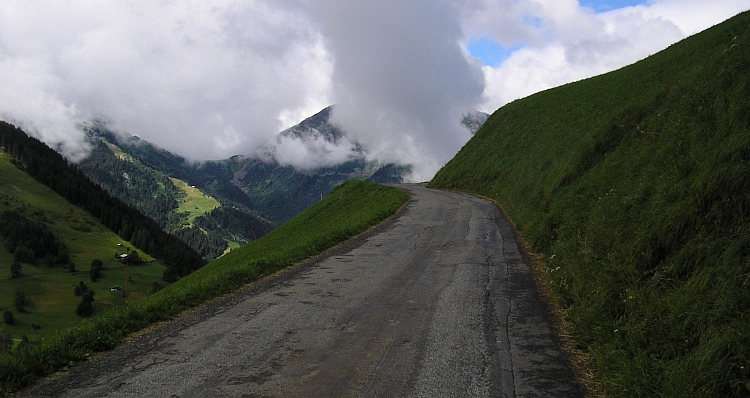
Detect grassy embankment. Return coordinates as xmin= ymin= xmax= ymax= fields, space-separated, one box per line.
xmin=431 ymin=11 xmax=750 ymax=397
xmin=0 ymin=179 xmax=408 ymax=394
xmin=0 ymin=154 xmax=164 ymax=342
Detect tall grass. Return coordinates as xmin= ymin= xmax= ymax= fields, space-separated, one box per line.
xmin=0 ymin=180 xmax=408 ymax=394
xmin=431 ymin=11 xmax=750 ymax=397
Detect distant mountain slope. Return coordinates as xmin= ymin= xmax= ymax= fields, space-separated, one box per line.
xmin=79 ymin=127 xmax=275 ymax=260
xmin=224 ymin=105 xmax=413 ymax=222
xmin=230 ymin=106 xmax=486 ymax=221
xmin=0 ymin=122 xmax=205 ymax=280
xmin=431 ymin=10 xmax=750 ymax=397
xmin=77 ymin=105 xmax=486 ymax=259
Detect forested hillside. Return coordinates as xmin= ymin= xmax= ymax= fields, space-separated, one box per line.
xmin=0 ymin=152 xmax=171 ymax=345
xmin=79 ymin=128 xmax=275 ymax=260
xmin=432 ymin=10 xmax=750 ymax=397
xmin=0 ymin=122 xmax=205 ymax=280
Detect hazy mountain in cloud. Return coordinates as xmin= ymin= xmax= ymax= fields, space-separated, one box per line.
xmin=308 ymin=1 xmax=486 ymax=182
xmin=229 ymin=105 xmax=488 ymax=217
xmin=78 ymin=106 xmax=487 ymax=225
xmin=271 ymin=106 xmax=361 ymax=171
xmin=266 ymin=105 xmax=488 ymax=181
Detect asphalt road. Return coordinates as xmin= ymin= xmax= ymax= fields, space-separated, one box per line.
xmin=23 ymin=184 xmax=582 ymax=397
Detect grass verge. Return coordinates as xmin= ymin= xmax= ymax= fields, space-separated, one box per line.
xmin=0 ymin=180 xmax=408 ymax=394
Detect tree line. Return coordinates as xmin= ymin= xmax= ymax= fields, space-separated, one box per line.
xmin=0 ymin=122 xmax=206 ymax=280
xmin=175 ymin=205 xmax=276 ymax=259
xmin=0 ymin=210 xmax=69 ymax=272
xmin=79 ymin=139 xmax=180 ymax=228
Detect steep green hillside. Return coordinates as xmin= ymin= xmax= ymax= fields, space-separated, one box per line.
xmin=431 ymin=11 xmax=750 ymax=397
xmin=0 ymin=154 xmax=168 ymax=343
xmin=0 ymin=124 xmax=205 ymax=281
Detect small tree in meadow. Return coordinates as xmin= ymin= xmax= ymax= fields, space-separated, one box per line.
xmin=14 ymin=291 xmax=27 ymax=313
xmin=10 ymin=260 xmax=21 ymax=279
xmin=76 ymin=290 xmax=95 ymax=317
xmin=74 ymin=280 xmax=89 ymax=296
xmin=89 ymin=259 xmax=103 ymax=282
xmin=2 ymin=310 xmax=13 ymax=325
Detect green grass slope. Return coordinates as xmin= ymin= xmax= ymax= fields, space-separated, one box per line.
xmin=0 ymin=154 xmax=167 ymax=343
xmin=0 ymin=180 xmax=408 ymax=394
xmin=431 ymin=11 xmax=750 ymax=397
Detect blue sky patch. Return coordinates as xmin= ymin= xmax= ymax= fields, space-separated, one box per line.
xmin=581 ymin=0 xmax=646 ymax=12
xmin=467 ymin=37 xmax=520 ymax=67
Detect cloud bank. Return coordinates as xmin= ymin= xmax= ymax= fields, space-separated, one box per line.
xmin=467 ymin=0 xmax=749 ymax=112
xmin=0 ymin=1 xmax=332 ymax=162
xmin=0 ymin=0 xmax=747 ymax=180
xmin=308 ymin=1 xmax=485 ymax=181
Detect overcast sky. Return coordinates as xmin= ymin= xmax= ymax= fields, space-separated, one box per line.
xmin=0 ymin=1 xmax=747 ymax=181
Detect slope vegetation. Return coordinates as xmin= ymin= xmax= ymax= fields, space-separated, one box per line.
xmin=0 ymin=124 xmax=206 ymax=280
xmin=78 ymin=130 xmax=275 ymax=260
xmin=431 ymin=11 xmax=750 ymax=397
xmin=0 ymin=154 xmax=170 ymax=343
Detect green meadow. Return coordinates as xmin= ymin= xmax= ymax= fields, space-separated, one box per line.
xmin=0 ymin=154 xmax=168 ymax=342
xmin=170 ymin=177 xmax=221 ymax=227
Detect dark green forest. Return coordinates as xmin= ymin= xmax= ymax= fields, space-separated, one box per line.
xmin=0 ymin=210 xmax=68 ymax=269
xmin=0 ymin=122 xmax=205 ymax=280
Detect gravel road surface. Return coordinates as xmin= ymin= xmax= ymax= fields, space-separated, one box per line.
xmin=22 ymin=184 xmax=582 ymax=397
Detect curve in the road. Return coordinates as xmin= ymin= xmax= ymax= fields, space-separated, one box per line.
xmin=24 ymin=184 xmax=582 ymax=398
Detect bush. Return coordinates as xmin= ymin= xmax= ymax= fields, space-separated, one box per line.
xmin=2 ymin=310 xmax=13 ymax=325
xmin=9 ymin=261 xmax=21 ymax=279
xmin=75 ymin=290 xmax=95 ymax=317
xmin=13 ymin=291 xmax=27 ymax=313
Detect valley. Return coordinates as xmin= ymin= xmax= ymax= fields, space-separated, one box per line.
xmin=0 ymin=8 xmax=748 ymax=396
xmin=0 ymin=154 xmax=168 ymax=342
xmin=76 ymin=106 xmax=486 ymax=261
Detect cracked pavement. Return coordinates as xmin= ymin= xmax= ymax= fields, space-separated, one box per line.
xmin=22 ymin=184 xmax=582 ymax=397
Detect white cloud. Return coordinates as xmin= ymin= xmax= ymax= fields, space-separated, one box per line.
xmin=638 ymin=0 xmax=750 ymax=35
xmin=309 ymin=0 xmax=485 ymax=182
xmin=0 ymin=56 xmax=90 ymax=161
xmin=273 ymin=133 xmax=358 ymax=171
xmin=471 ymin=0 xmax=748 ymax=113
xmin=0 ymin=0 xmax=332 ymax=161
xmin=0 ymin=0 xmax=746 ymax=179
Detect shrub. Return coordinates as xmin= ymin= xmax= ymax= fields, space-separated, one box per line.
xmin=2 ymin=310 xmax=13 ymax=325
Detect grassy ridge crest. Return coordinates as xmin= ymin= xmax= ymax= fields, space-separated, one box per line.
xmin=0 ymin=180 xmax=408 ymax=394
xmin=431 ymin=11 xmax=750 ymax=397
